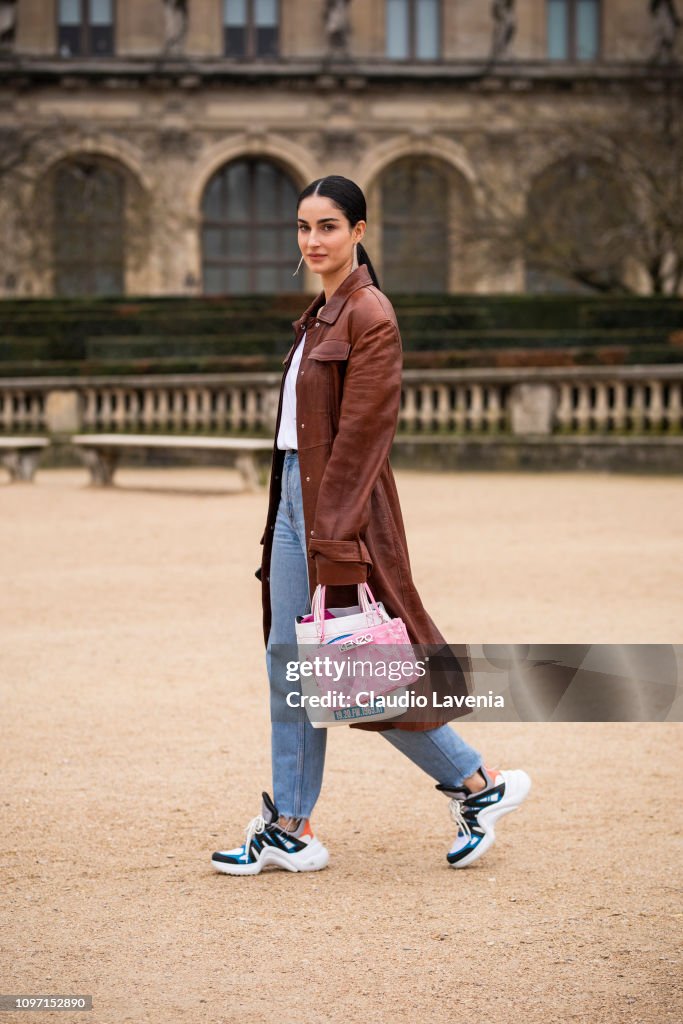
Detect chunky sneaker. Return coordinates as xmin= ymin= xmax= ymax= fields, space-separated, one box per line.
xmin=436 ymin=766 xmax=531 ymax=868
xmin=211 ymin=792 xmax=329 ymax=876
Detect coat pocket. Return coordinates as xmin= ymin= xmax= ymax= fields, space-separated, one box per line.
xmin=308 ymin=340 xmax=351 ymax=362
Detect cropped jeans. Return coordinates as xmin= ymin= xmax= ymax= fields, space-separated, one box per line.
xmin=266 ymin=451 xmax=482 ymax=818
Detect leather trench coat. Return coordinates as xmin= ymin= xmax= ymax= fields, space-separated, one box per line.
xmin=259 ymin=265 xmax=470 ymax=731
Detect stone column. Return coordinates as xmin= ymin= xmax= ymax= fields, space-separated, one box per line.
xmin=509 ymin=382 xmax=558 ymax=435
xmin=45 ymin=389 xmax=84 ymax=436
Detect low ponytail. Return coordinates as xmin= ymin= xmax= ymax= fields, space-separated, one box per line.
xmin=356 ymin=241 xmax=380 ymax=289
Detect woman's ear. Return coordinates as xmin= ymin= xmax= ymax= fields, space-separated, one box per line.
xmin=354 ymin=220 xmax=367 ymax=244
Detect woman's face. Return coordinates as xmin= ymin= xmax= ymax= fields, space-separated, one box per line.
xmin=297 ymin=194 xmax=365 ymax=277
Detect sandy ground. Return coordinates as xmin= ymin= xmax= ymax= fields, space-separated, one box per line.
xmin=1 ymin=465 xmax=682 ymax=1024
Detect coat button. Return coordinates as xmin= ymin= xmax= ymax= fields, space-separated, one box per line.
xmin=315 ymin=321 xmax=320 ymax=327
xmin=310 ymin=529 xmax=315 ymax=536
xmin=300 ymin=423 xmax=304 ymax=428
xmin=300 ymin=370 xmax=304 ymax=376
xmin=306 ymin=476 xmax=310 ymax=482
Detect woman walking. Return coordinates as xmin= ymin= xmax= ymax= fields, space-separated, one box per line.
xmin=212 ymin=176 xmax=530 ymax=875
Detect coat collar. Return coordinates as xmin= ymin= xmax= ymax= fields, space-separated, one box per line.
xmin=290 ymin=265 xmax=372 ymax=331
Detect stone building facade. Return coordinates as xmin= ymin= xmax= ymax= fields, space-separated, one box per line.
xmin=0 ymin=0 xmax=681 ymax=298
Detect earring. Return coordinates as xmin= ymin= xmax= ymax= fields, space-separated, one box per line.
xmin=292 ymin=254 xmax=305 ymax=277
xmin=352 ymin=243 xmax=359 ymax=272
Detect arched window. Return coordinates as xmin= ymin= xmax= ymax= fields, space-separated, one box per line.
xmin=54 ymin=159 xmax=125 ymax=296
xmin=201 ymin=158 xmax=300 ymax=294
xmin=380 ymin=157 xmax=449 ymax=293
xmin=524 ymin=156 xmax=631 ymax=293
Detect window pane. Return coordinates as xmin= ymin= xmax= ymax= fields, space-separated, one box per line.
xmin=225 ymin=27 xmax=246 ymax=56
xmin=416 ymin=0 xmax=439 ymax=60
xmin=203 ymin=177 xmax=223 ymax=220
xmin=59 ymin=0 xmax=82 ymax=25
xmin=92 ymin=266 xmax=121 ymax=296
xmin=59 ymin=0 xmax=81 ymax=24
xmin=279 ymin=227 xmax=295 ymax=257
xmin=58 ymin=25 xmax=81 ymax=56
xmin=254 ymin=162 xmax=278 ymax=218
xmin=254 ymin=226 xmax=276 ymax=258
xmin=255 ymin=227 xmax=277 ymax=258
xmin=227 ymin=266 xmax=249 ymax=293
xmin=547 ymin=0 xmax=568 ymax=59
xmin=224 ymin=0 xmax=247 ymax=26
xmin=55 ymin=268 xmax=82 ymax=297
xmin=383 ymin=165 xmax=413 ymax=216
xmin=576 ymin=0 xmax=599 ymax=60
xmin=281 ymin=175 xmax=297 ymax=211
xmin=226 ymin=162 xmax=249 ymax=221
xmin=91 ymin=25 xmax=114 ymax=55
xmin=92 ymin=228 xmax=122 ymax=264
xmin=386 ymin=0 xmax=409 ymax=58
xmin=204 ymin=266 xmax=227 ymax=295
xmin=203 ymin=228 xmax=224 ymax=259
xmin=226 ymin=227 xmax=250 ymax=258
xmin=256 ymin=26 xmax=278 ymax=57
xmin=90 ymin=0 xmax=113 ymax=26
xmin=255 ymin=0 xmax=278 ymax=27
xmin=256 ymin=266 xmax=278 ymax=292
xmin=276 ymin=266 xmax=292 ymax=292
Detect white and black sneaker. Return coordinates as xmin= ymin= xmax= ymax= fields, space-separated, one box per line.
xmin=437 ymin=766 xmax=531 ymax=868
xmin=211 ymin=792 xmax=329 ymax=876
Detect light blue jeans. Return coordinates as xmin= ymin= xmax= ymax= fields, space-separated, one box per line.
xmin=266 ymin=452 xmax=482 ymax=818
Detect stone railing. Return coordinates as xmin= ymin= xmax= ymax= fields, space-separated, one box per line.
xmin=1 ymin=366 xmax=682 ymax=437
xmin=397 ymin=367 xmax=683 ymax=435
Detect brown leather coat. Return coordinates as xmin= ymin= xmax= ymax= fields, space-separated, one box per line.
xmin=259 ymin=265 xmax=468 ymax=731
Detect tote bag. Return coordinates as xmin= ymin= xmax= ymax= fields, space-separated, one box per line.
xmin=295 ymin=583 xmax=422 ymax=728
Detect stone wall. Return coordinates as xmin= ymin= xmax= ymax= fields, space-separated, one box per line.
xmin=11 ymin=0 xmax=677 ymax=61
xmin=1 ymin=1 xmax=681 ymax=299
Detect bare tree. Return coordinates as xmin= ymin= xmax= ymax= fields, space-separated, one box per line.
xmin=0 ymin=126 xmax=64 ymax=293
xmin=0 ymin=123 xmax=155 ymax=297
xmin=460 ymin=90 xmax=683 ymax=295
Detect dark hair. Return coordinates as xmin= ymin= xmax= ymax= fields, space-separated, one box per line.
xmin=297 ymin=175 xmax=380 ymax=289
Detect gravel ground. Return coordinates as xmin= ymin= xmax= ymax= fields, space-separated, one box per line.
xmin=2 ymin=466 xmax=682 ymax=1024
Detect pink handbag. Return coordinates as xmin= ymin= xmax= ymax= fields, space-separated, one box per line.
xmin=310 ymin=582 xmax=422 ymax=701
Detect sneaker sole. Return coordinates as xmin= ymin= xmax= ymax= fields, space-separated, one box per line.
xmin=449 ymin=769 xmax=532 ymax=869
xmin=212 ymin=838 xmax=330 ymax=876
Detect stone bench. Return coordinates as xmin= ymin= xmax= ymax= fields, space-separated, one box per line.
xmin=69 ymin=434 xmax=273 ymax=490
xmin=0 ymin=437 xmax=50 ymax=482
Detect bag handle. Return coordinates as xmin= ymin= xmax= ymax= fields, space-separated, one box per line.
xmin=313 ymin=582 xmax=381 ymax=642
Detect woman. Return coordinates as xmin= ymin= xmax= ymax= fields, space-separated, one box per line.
xmin=212 ymin=176 xmax=530 ymax=876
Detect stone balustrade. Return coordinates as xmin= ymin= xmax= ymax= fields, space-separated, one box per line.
xmin=1 ymin=367 xmax=682 ymax=438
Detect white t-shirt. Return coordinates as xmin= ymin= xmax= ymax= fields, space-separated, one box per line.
xmin=276 ymin=330 xmax=306 ymax=451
